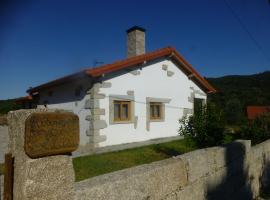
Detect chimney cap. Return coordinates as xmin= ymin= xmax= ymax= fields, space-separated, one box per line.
xmin=126 ymin=26 xmax=146 ymax=33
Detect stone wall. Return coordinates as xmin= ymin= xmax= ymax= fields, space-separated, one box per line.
xmin=8 ymin=109 xmax=76 ymax=200
xmin=0 ymin=115 xmax=8 ymax=163
xmin=75 ymin=139 xmax=270 ymax=200
xmin=0 ymin=116 xmax=8 ymax=200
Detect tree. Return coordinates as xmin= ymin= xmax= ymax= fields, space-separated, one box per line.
xmin=178 ymin=103 xmax=226 ymax=148
xmin=224 ymin=97 xmax=243 ymax=125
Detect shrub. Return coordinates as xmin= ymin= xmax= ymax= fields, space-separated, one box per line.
xmin=178 ymin=103 xmax=226 ymax=148
xmin=238 ymin=113 xmax=270 ymax=145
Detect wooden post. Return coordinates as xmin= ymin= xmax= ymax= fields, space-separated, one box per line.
xmin=4 ymin=153 xmax=13 ymax=200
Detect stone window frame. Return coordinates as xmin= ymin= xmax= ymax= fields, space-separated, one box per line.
xmin=113 ymin=100 xmax=132 ymax=122
xmin=109 ymin=94 xmax=135 ymax=125
xmin=193 ymin=97 xmax=206 ymax=115
xmin=149 ymin=102 xmax=164 ymax=122
xmin=146 ymin=97 xmax=171 ymax=123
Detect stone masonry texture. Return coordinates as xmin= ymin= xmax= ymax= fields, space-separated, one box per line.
xmin=127 ymin=29 xmax=145 ymax=58
xmin=0 ymin=125 xmax=8 ymax=163
xmin=8 ymin=109 xmax=76 ymax=200
xmin=75 ymin=139 xmax=270 ymax=200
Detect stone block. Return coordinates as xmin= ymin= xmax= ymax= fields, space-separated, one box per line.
xmin=91 ymin=109 xmax=105 ymax=116
xmin=86 ymin=130 xmax=99 ymax=137
xmin=126 ymin=90 xmax=134 ymax=96
xmin=206 ymin=146 xmax=226 ymax=170
xmin=90 ymin=120 xmax=107 ymax=130
xmin=24 ymin=156 xmax=75 ymax=200
xmin=24 ymin=112 xmax=79 ymax=159
xmin=90 ymin=84 xmax=101 ymax=94
xmin=129 ymin=70 xmax=140 ymax=76
xmin=178 ymin=149 xmax=209 ymax=184
xmin=0 ymin=125 xmax=9 ymax=163
xmin=7 ymin=109 xmax=75 ymax=200
xmin=134 ymin=116 xmax=138 ymax=129
xmin=84 ymin=99 xmax=100 ymax=109
xmin=101 ymin=82 xmax=111 ymax=88
xmin=75 ymin=158 xmax=187 ymax=200
xmin=167 ymin=70 xmax=174 ymax=77
xmin=85 ymin=115 xmax=100 ymax=121
xmin=176 ymin=179 xmax=205 ymax=200
xmin=162 ymin=64 xmax=168 ymax=71
xmin=89 ymin=135 xmax=107 ymax=143
xmin=92 ymin=93 xmax=106 ymax=99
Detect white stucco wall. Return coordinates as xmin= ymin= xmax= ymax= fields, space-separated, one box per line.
xmin=98 ymin=59 xmax=207 ymax=147
xmin=37 ymin=58 xmax=207 ymax=149
xmin=38 ymin=79 xmax=92 ymax=146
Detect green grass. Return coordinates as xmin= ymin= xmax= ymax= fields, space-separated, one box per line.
xmin=73 ymin=138 xmax=196 ymax=181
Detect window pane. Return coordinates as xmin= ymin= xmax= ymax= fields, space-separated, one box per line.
xmin=150 ymin=105 xmax=155 ymax=118
xmin=153 ymin=105 xmax=158 ymax=117
xmin=121 ymin=103 xmax=129 ymax=120
xmin=155 ymin=105 xmax=161 ymax=118
xmin=114 ymin=103 xmax=121 ymax=120
xmin=150 ymin=103 xmax=162 ymax=120
xmin=194 ymin=98 xmax=203 ymax=115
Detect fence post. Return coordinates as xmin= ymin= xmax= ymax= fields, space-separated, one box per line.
xmin=7 ymin=109 xmax=79 ymax=200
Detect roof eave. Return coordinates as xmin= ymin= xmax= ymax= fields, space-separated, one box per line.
xmin=26 ymin=47 xmax=216 ymax=95
xmin=27 ymin=71 xmax=88 ymax=94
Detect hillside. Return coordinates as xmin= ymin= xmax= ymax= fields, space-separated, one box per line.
xmin=1 ymin=71 xmax=269 ymax=120
xmin=207 ymin=71 xmax=270 ymax=124
xmin=0 ymin=99 xmax=22 ymax=115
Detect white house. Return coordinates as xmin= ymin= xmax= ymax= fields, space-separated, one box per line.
xmin=27 ymin=26 xmax=216 ymax=155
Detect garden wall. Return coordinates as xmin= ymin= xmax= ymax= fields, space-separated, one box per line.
xmin=75 ymin=139 xmax=270 ymax=200
xmin=0 ymin=116 xmax=8 ymax=163
xmin=0 ymin=116 xmax=8 ymax=200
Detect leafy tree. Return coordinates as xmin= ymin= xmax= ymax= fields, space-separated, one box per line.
xmin=0 ymin=99 xmax=22 ymax=114
xmin=207 ymin=71 xmax=270 ymax=125
xmin=238 ymin=113 xmax=270 ymax=145
xmin=224 ymin=97 xmax=244 ymax=125
xmin=178 ymin=103 xmax=226 ymax=148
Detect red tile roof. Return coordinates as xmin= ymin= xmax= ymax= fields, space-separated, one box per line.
xmin=15 ymin=95 xmax=33 ymax=104
xmin=27 ymin=47 xmax=216 ymax=94
xmin=247 ymin=106 xmax=270 ymax=120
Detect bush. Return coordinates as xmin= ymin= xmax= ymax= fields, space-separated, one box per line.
xmin=238 ymin=113 xmax=270 ymax=145
xmin=178 ymin=103 xmax=226 ymax=148
xmin=0 ymin=99 xmax=22 ymax=114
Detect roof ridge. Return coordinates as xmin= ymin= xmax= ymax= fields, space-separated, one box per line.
xmin=27 ymin=47 xmax=216 ymax=94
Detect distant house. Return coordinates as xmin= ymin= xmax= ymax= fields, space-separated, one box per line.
xmin=247 ymin=106 xmax=270 ymax=120
xmin=26 ymin=26 xmax=216 ymax=155
xmin=15 ymin=96 xmax=34 ymax=109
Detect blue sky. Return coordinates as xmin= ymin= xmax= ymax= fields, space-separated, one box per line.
xmin=0 ymin=0 xmax=270 ymax=99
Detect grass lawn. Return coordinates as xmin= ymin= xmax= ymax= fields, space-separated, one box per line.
xmin=73 ymin=138 xmax=196 ymax=181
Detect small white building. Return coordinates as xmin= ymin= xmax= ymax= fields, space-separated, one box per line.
xmin=27 ymin=26 xmax=216 ymax=155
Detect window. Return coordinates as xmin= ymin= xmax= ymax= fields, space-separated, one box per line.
xmin=150 ymin=102 xmax=162 ymax=120
xmin=113 ymin=100 xmax=131 ymax=122
xmin=194 ymin=98 xmax=204 ymax=115
xmin=75 ymin=85 xmax=83 ymax=97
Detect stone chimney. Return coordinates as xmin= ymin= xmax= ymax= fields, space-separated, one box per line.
xmin=126 ymin=26 xmax=146 ymax=58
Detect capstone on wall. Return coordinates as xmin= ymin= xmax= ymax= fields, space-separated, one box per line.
xmin=0 ymin=117 xmax=8 ymax=163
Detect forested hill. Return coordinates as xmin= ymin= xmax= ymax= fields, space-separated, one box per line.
xmin=206 ymin=71 xmax=270 ymax=124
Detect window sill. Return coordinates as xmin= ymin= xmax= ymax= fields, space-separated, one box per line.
xmin=112 ymin=120 xmax=134 ymax=124
xmin=149 ymin=119 xmax=165 ymax=122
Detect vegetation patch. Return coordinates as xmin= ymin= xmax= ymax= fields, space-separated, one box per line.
xmin=0 ymin=99 xmax=22 ymax=115
xmin=73 ymin=139 xmax=196 ymax=181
